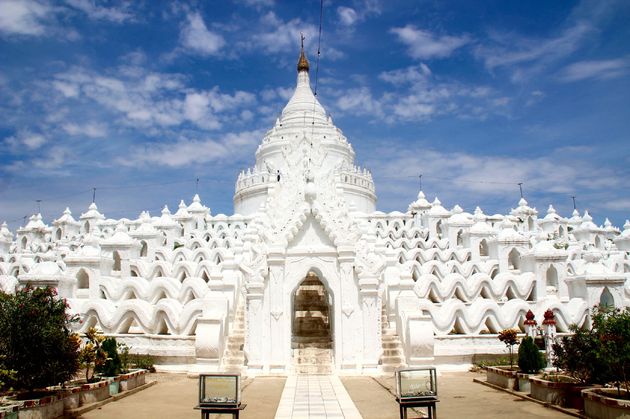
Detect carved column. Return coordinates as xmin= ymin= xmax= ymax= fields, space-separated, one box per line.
xmin=338 ymin=246 xmax=357 ymax=370
xmin=359 ymin=275 xmax=380 ymax=372
xmin=244 ymin=281 xmax=265 ymax=373
xmin=267 ymin=247 xmax=286 ymax=371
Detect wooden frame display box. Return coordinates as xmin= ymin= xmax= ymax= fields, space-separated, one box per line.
xmin=198 ymin=374 xmax=241 ymax=407
xmin=396 ymin=367 xmax=438 ymax=400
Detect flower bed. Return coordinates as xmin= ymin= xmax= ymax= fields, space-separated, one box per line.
xmin=119 ymin=369 xmax=147 ymax=392
xmin=582 ymin=388 xmax=630 ymax=419
xmin=530 ymin=375 xmax=593 ymax=410
xmin=79 ymin=380 xmax=110 ymax=405
xmin=486 ymin=366 xmax=518 ymax=390
xmin=4 ymin=393 xmax=64 ymax=419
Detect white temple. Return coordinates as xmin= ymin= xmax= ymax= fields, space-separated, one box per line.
xmin=1 ymin=46 xmax=629 ymax=375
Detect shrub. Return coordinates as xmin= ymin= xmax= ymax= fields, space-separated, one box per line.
xmin=118 ymin=342 xmax=131 ymax=374
xmin=593 ymin=306 xmax=630 ymax=396
xmin=518 ymin=337 xmax=544 ymax=373
xmin=96 ymin=337 xmax=122 ymax=377
xmin=552 ymin=323 xmax=609 ymax=384
xmin=0 ymin=286 xmax=80 ymax=393
xmin=78 ymin=327 xmax=106 ymax=382
xmin=130 ymin=354 xmax=155 ymax=373
xmin=498 ymin=328 xmax=519 ymax=368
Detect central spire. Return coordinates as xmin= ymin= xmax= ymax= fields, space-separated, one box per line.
xmin=297 ymin=32 xmax=309 ymax=73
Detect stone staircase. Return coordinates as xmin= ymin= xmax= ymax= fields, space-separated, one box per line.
xmin=221 ymin=303 xmax=246 ymax=374
xmin=380 ymin=304 xmax=407 ymax=374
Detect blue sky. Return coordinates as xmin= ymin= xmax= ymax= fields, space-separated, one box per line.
xmin=1 ymin=0 xmax=629 ymax=230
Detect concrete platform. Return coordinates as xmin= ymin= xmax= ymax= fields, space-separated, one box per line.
xmin=81 ymin=370 xmax=572 ymax=419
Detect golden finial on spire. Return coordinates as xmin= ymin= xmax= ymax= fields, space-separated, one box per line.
xmin=297 ymin=32 xmax=310 ymax=73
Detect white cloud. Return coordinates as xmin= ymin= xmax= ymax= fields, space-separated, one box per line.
xmin=379 ymin=64 xmax=431 ymax=85
xmin=62 ymin=122 xmax=107 ymax=138
xmin=337 ymin=7 xmax=359 ymax=26
xmin=180 ymin=12 xmax=225 ymax=56
xmin=5 ymin=130 xmax=47 ymax=150
xmin=366 ymin=144 xmax=626 ymax=215
xmin=0 ymin=0 xmax=49 ymax=36
xmin=238 ymin=0 xmax=274 ymax=8
xmin=336 ymin=87 xmax=383 ymax=117
xmin=255 ymin=12 xmax=317 ymax=54
xmin=559 ymin=58 xmax=630 ymax=82
xmin=50 ymin=66 xmax=255 ymax=132
xmin=64 ymin=0 xmax=133 ymax=23
xmin=390 ymin=25 xmax=469 ymax=59
xmin=125 ymin=130 xmax=262 ymax=168
xmin=476 ymin=23 xmax=591 ymax=72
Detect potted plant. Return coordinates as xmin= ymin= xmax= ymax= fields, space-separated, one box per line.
xmin=486 ymin=328 xmax=520 ymax=390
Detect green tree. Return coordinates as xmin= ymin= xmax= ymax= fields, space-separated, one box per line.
xmin=0 ymin=286 xmax=80 ymax=393
xmin=498 ymin=328 xmax=519 ymax=368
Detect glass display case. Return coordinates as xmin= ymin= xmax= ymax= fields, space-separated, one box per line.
xmin=198 ymin=374 xmax=241 ymax=407
xmin=395 ymin=367 xmax=437 ymax=400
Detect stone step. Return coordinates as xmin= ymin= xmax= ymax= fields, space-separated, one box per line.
xmin=227 ymin=342 xmax=244 ymax=350
xmin=382 ymin=340 xmax=401 ymax=347
xmin=381 ymin=355 xmax=404 ymax=364
xmin=294 ymin=365 xmax=332 ymax=375
xmin=382 ymin=348 xmax=403 ymax=356
xmin=224 ymin=357 xmax=245 ymax=365
xmin=382 ymin=364 xmax=407 ymax=373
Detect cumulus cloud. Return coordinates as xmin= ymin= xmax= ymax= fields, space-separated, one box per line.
xmin=180 ymin=11 xmax=225 ymax=56
xmin=329 ymin=64 xmax=503 ymax=122
xmin=5 ymin=130 xmax=47 ymax=150
xmin=62 ymin=122 xmax=107 ymax=138
xmin=391 ymin=25 xmax=469 ymax=59
xmin=337 ymin=7 xmax=359 ymax=26
xmin=124 ymin=130 xmax=262 ymax=168
xmin=558 ymin=58 xmax=630 ymax=82
xmin=50 ymin=66 xmax=254 ymax=131
xmin=0 ymin=0 xmax=50 ymax=36
xmin=254 ymin=12 xmax=317 ymax=54
xmin=365 ymin=144 xmax=627 ymax=216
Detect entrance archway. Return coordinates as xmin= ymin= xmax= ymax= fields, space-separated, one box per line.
xmin=291 ymin=271 xmax=333 ymax=373
xmin=292 ymin=271 xmax=332 ymax=349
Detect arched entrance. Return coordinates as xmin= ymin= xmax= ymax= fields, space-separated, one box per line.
xmin=291 ymin=271 xmax=333 ymax=373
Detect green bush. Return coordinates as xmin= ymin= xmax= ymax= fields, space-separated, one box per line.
xmin=518 ymin=337 xmax=544 ymax=373
xmin=96 ymin=337 xmax=122 ymax=377
xmin=0 ymin=286 xmax=80 ymax=392
xmin=593 ymin=306 xmax=630 ymax=396
xmin=553 ymin=323 xmax=610 ymax=384
xmin=130 ymin=354 xmax=155 ymax=372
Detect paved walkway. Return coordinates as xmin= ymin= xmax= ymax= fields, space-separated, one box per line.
xmin=274 ymin=375 xmax=362 ymax=419
xmin=82 ymin=370 xmax=570 ymax=419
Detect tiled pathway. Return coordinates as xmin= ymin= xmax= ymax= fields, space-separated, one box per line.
xmin=274 ymin=375 xmax=363 ymax=419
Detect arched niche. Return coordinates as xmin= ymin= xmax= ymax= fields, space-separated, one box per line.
xmin=479 ymin=239 xmax=489 ymax=257
xmin=599 ymin=287 xmax=614 ymax=307
xmin=140 ymin=241 xmax=148 ymax=257
xmin=77 ymin=269 xmax=89 ymax=289
xmin=546 ymin=265 xmax=559 ymax=295
xmin=508 ymin=248 xmax=521 ymax=270
xmin=112 ymin=250 xmax=121 ymax=272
